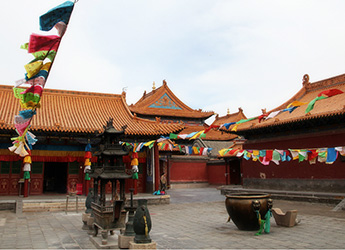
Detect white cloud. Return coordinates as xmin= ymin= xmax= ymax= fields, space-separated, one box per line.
xmin=2 ymin=0 xmax=345 ymax=122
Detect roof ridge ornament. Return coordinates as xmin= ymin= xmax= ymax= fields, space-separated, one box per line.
xmin=303 ymin=74 xmax=310 ymax=87
xmin=152 ymin=81 xmax=156 ymax=91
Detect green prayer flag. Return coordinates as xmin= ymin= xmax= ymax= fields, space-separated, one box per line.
xmin=318 ymin=151 xmax=327 ymax=158
xmin=272 ymin=150 xmax=281 ymax=161
xmin=13 ymin=87 xmax=26 ymax=99
xmin=22 ymin=92 xmax=41 ymax=104
xmin=199 ymin=133 xmax=206 ymax=139
xmin=23 ymin=171 xmax=30 ymax=180
xmin=30 ymin=51 xmax=57 ymax=63
xmin=305 ymin=96 xmax=327 ymax=113
xmin=169 ymin=133 xmax=178 ymax=139
xmin=236 ymin=117 xmax=258 ymax=124
xmin=298 ymin=150 xmax=308 ymax=162
xmin=85 ymin=173 xmax=90 ymax=181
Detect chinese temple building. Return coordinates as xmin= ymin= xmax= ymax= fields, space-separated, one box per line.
xmin=0 ymin=85 xmax=183 ymax=196
xmin=221 ymin=73 xmax=345 ymax=193
xmin=129 ymin=80 xmax=246 ymax=188
xmin=196 ymin=108 xmax=247 ymax=185
xmin=129 ymin=79 xmax=214 ymax=125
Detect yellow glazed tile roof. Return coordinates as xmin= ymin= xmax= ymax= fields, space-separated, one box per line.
xmin=129 ymin=80 xmax=214 ymax=119
xmin=0 ymin=85 xmax=183 ymax=136
xmin=232 ymin=73 xmax=345 ymax=132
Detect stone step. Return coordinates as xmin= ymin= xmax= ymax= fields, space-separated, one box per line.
xmin=0 ymin=194 xmax=170 ymax=212
xmin=22 ymin=198 xmax=86 ymax=212
xmin=332 ymin=198 xmax=345 ymax=211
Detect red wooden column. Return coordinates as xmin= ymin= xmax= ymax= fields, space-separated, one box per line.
xmin=24 ymin=179 xmax=29 ymax=197
xmin=154 ymin=142 xmax=160 ymax=191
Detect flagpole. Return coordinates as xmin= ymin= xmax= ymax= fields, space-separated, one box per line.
xmin=17 ymin=1 xmax=77 ymax=197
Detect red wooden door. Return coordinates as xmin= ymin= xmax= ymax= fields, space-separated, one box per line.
xmin=0 ymin=161 xmax=11 ymax=195
xmin=68 ymin=161 xmax=80 ymax=193
xmin=9 ymin=161 xmax=21 ymax=195
xmin=230 ymin=159 xmax=242 ymax=185
xmin=30 ymin=162 xmax=44 ymax=195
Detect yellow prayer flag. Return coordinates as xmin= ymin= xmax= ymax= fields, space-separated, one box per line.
xmin=41 ymin=62 xmax=52 ymax=71
xmin=287 ymin=101 xmax=308 ymax=108
xmin=23 ymin=156 xmax=32 ymax=164
xmin=231 ymin=124 xmax=239 ymax=132
xmin=190 ymin=130 xmax=204 ymax=140
xmin=24 ymin=61 xmax=43 ymax=79
xmin=219 ymin=148 xmax=229 ymax=156
xmin=144 ymin=140 xmax=155 ymax=147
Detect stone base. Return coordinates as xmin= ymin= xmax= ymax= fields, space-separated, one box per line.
xmin=129 ymin=240 xmax=156 ymax=249
xmin=89 ymin=234 xmax=118 ymax=249
xmin=82 ymin=213 xmax=90 ymax=230
xmin=118 ymin=234 xmax=135 ymax=249
xmin=87 ymin=216 xmax=95 ymax=235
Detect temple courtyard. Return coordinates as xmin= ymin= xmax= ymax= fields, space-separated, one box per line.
xmin=0 ymin=187 xmax=345 ymax=249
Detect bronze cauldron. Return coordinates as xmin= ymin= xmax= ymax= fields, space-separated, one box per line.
xmin=225 ymin=193 xmax=271 ymax=231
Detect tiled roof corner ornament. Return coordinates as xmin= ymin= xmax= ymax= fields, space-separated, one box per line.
xmin=163 ymin=79 xmax=167 ymax=86
xmin=121 ymin=124 xmax=128 ymax=132
xmin=303 ymin=74 xmax=310 ymax=87
xmin=238 ymin=107 xmax=243 ymax=113
xmin=261 ymin=108 xmax=267 ymax=114
xmin=215 ymin=113 xmax=219 ymax=119
xmin=104 ymin=118 xmax=114 ymax=130
xmin=155 ymin=117 xmax=161 ymax=123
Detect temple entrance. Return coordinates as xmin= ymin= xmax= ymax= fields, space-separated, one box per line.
xmin=43 ymin=162 xmax=68 ymax=193
xmin=225 ymin=158 xmax=242 ymax=185
xmin=229 ymin=159 xmax=242 ymax=185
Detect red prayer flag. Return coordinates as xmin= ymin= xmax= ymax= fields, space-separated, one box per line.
xmin=265 ymin=150 xmax=273 ymax=161
xmin=28 ymin=34 xmax=61 ymax=53
xmin=20 ymin=85 xmax=43 ymax=96
xmin=204 ymin=125 xmax=220 ymax=133
xmin=228 ymin=149 xmax=239 ymax=156
xmin=307 ymin=150 xmax=318 ymax=161
xmin=258 ymin=113 xmax=270 ymax=123
xmin=318 ymin=89 xmax=343 ymax=97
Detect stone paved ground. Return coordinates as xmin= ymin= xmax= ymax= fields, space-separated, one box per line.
xmin=0 ymin=187 xmax=345 ymax=249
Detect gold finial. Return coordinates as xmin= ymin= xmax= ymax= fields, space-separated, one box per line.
xmin=227 ymin=108 xmax=230 ymax=115
xmin=152 ymin=81 xmax=156 ymax=90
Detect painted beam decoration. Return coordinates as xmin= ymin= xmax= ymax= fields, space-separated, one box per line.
xmin=8 ymin=1 xmax=76 ymax=180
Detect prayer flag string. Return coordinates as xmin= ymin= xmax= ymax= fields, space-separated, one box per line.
xmin=9 ymin=1 xmax=76 ymax=180
xmin=218 ymin=146 xmax=345 ymax=165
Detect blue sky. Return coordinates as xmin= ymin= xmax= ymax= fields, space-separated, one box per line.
xmin=2 ymin=0 xmax=345 ymax=123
